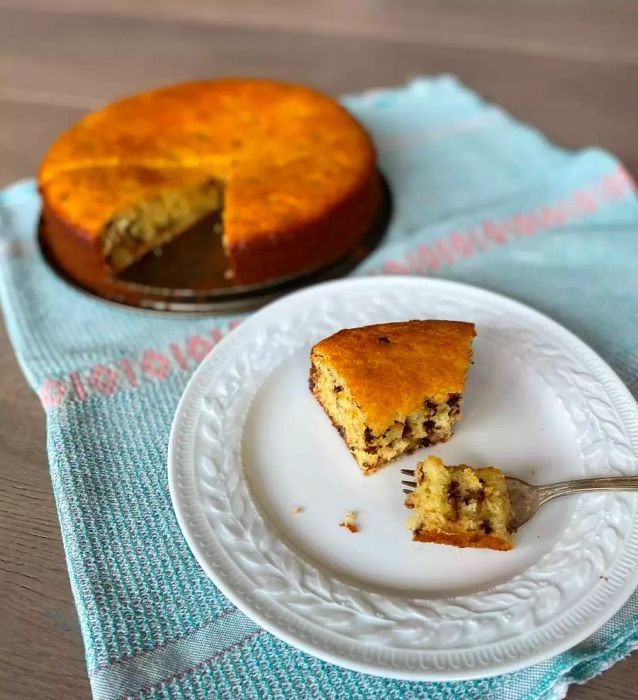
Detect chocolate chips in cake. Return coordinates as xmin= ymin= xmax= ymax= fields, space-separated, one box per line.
xmin=405 ymin=455 xmax=514 ymax=550
xmin=309 ymin=320 xmax=476 ymax=475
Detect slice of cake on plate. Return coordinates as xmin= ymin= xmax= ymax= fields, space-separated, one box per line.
xmin=309 ymin=320 xmax=475 ymax=475
xmin=405 ymin=455 xmax=514 ymax=550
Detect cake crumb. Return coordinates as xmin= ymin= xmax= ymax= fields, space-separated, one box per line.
xmin=339 ymin=511 xmax=359 ymax=533
xmin=291 ymin=506 xmax=303 ymax=514
xmin=600 ymin=575 xmax=609 ymax=581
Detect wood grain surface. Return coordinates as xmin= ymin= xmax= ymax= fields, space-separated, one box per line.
xmin=1 ymin=2 xmax=637 ymax=698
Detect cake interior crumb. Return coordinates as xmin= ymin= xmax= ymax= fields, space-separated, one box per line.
xmin=291 ymin=506 xmax=303 ymax=514
xmin=310 ymin=353 xmax=461 ymax=475
xmin=405 ymin=455 xmax=513 ymax=550
xmin=101 ymin=178 xmax=223 ymax=271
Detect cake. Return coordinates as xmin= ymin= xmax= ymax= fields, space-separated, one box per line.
xmin=405 ymin=456 xmax=514 ymax=550
xmin=38 ymin=79 xmax=382 ymax=293
xmin=309 ymin=320 xmax=476 ymax=475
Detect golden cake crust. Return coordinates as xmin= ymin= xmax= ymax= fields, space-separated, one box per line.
xmin=311 ymin=320 xmax=476 ymax=436
xmin=411 ymin=528 xmax=512 ymax=551
xmin=38 ymin=78 xmax=381 ymax=288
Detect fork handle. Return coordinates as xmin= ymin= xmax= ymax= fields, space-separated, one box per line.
xmin=538 ymin=476 xmax=638 ymax=504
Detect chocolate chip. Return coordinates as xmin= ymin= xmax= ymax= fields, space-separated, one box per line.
xmin=482 ymin=521 xmax=492 ymax=534
xmin=364 ymin=427 xmax=373 ymax=443
xmin=378 ymin=336 xmax=391 ymax=344
xmin=424 ymin=399 xmax=438 ymax=413
xmin=309 ymin=367 xmax=317 ymax=392
xmin=334 ymin=385 xmax=343 ymax=393
xmin=447 ymin=393 xmax=461 ymax=408
xmin=365 ymin=446 xmax=378 ymax=454
xmin=447 ymin=480 xmax=460 ymax=520
xmin=402 ymin=423 xmax=412 ymax=439
xmin=423 ymin=419 xmax=436 ymax=432
xmin=420 ymin=437 xmax=431 ymax=447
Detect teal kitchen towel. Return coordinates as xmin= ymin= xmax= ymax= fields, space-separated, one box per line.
xmin=1 ymin=76 xmax=637 ymax=699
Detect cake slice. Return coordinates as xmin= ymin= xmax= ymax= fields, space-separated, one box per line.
xmin=405 ymin=456 xmax=514 ymax=550
xmin=309 ymin=320 xmax=475 ymax=475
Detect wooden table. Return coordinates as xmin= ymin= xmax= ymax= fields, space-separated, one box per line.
xmin=1 ymin=2 xmax=637 ymax=697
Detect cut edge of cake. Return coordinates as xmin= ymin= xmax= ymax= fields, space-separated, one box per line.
xmin=310 ymin=355 xmax=461 ymax=475
xmin=101 ymin=177 xmax=223 ymax=271
xmin=405 ymin=455 xmax=514 ymax=551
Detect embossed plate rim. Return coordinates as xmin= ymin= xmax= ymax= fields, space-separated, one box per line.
xmin=168 ymin=276 xmax=638 ymax=680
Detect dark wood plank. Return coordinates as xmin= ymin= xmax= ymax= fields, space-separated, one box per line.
xmin=2 ymin=0 xmax=638 ymax=64
xmin=0 ymin=99 xmax=87 ymax=186
xmin=1 ymin=6 xmax=638 ymax=184
xmin=0 ymin=321 xmax=90 ymax=699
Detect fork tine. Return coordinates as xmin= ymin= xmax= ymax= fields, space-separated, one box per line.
xmin=403 ymin=488 xmax=413 ymax=494
xmin=401 ymin=469 xmax=415 ymax=476
xmin=401 ymin=480 xmax=417 ymax=488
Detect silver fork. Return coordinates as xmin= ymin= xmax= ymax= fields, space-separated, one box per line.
xmin=401 ymin=469 xmax=638 ymax=529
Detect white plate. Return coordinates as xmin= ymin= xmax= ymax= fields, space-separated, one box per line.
xmin=168 ymin=277 xmax=638 ymax=680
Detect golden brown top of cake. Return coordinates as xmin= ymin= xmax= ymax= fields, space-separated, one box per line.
xmin=38 ymin=79 xmax=377 ymax=248
xmin=311 ymin=320 xmax=475 ymax=436
xmin=42 ymin=165 xmax=214 ymax=235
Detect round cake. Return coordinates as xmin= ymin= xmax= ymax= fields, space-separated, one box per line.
xmin=38 ymin=78 xmax=382 ymax=292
